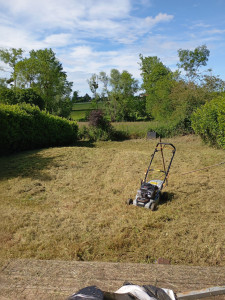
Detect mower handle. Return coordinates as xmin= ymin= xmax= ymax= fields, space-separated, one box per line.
xmin=156 ymin=142 xmax=176 ymax=152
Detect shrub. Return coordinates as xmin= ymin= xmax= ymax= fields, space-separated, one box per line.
xmin=191 ymin=96 xmax=225 ymax=149
xmin=78 ymin=110 xmax=128 ymax=141
xmin=0 ymin=103 xmax=78 ymax=155
xmin=84 ymin=109 xmax=113 ymax=141
xmin=88 ymin=109 xmax=111 ymax=130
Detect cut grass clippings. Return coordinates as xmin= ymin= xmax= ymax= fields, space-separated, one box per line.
xmin=0 ymin=135 xmax=224 ymax=266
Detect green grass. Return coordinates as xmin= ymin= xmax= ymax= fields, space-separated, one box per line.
xmin=71 ymin=102 xmax=105 ymax=121
xmin=0 ymin=135 xmax=225 ymax=265
xmin=112 ymin=121 xmax=158 ymax=138
xmin=71 ymin=110 xmax=87 ymax=121
xmin=78 ymin=120 xmax=181 ymax=138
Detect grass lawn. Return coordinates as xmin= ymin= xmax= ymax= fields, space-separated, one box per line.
xmin=0 ymin=135 xmax=224 ymax=265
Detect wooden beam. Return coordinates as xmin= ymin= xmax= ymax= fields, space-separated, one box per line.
xmin=177 ymin=286 xmax=225 ymax=299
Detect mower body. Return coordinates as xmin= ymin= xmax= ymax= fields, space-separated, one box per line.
xmin=128 ymin=142 xmax=176 ymax=211
xmin=133 ymin=180 xmax=163 ymax=210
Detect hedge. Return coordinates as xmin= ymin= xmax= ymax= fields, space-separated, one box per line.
xmin=191 ymin=96 xmax=225 ymax=149
xmin=147 ymin=118 xmax=193 ymax=138
xmin=0 ymin=103 xmax=78 ymax=155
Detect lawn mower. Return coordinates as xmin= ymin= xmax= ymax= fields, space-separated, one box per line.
xmin=127 ymin=142 xmax=176 ymax=211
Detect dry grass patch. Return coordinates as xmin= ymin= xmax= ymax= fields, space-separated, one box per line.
xmin=0 ymin=135 xmax=224 ymax=265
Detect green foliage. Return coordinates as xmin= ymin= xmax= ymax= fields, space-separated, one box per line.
xmin=88 ymin=69 xmax=141 ymax=121
xmin=139 ymin=55 xmax=176 ymax=120
xmin=0 ymin=87 xmax=17 ymax=104
xmin=57 ymin=97 xmax=73 ymax=118
xmin=0 ymin=87 xmax=45 ymax=110
xmin=177 ymin=45 xmax=210 ymax=79
xmin=191 ymin=96 xmax=225 ymax=148
xmin=15 ymin=48 xmax=73 ymax=116
xmin=107 ymin=69 xmax=139 ymax=121
xmin=71 ymin=90 xmax=80 ymax=103
xmin=79 ymin=126 xmax=113 ymax=141
xmin=87 ymin=73 xmax=99 ymax=100
xmin=201 ymin=74 xmax=225 ymax=95
xmin=0 ymin=48 xmax=24 ymax=87
xmin=16 ymin=88 xmax=45 ymax=109
xmin=147 ymin=119 xmax=192 ymax=138
xmin=0 ymin=103 xmax=78 ymax=155
xmin=79 ymin=109 xmax=128 ymax=141
xmin=169 ymin=80 xmax=208 ymax=122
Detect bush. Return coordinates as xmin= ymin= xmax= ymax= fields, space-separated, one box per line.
xmin=191 ymin=96 xmax=225 ymax=148
xmin=78 ymin=110 xmax=128 ymax=141
xmin=0 ymin=103 xmax=78 ymax=155
xmin=88 ymin=109 xmax=111 ymax=130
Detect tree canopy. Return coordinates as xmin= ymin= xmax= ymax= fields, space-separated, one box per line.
xmin=0 ymin=48 xmax=73 ymax=118
xmin=177 ymin=45 xmax=210 ymax=79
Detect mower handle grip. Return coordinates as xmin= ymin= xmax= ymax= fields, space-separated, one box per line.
xmin=156 ymin=142 xmax=176 ymax=151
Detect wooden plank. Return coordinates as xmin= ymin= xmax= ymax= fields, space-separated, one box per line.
xmin=1 ymin=259 xmax=225 ymax=299
xmin=177 ymin=286 xmax=225 ymax=299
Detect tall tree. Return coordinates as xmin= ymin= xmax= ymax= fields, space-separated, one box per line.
xmin=87 ymin=73 xmax=100 ymax=108
xmin=177 ymin=45 xmax=210 ymax=80
xmin=139 ymin=54 xmax=175 ymax=120
xmin=0 ymin=48 xmax=24 ymax=87
xmin=108 ymin=69 xmax=139 ymax=121
xmin=15 ymin=48 xmax=73 ymax=116
xmin=71 ymin=90 xmax=80 ymax=103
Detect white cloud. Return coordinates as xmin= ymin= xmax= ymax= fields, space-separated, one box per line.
xmin=43 ymin=34 xmax=74 ymax=48
xmin=204 ymin=29 xmax=225 ymax=35
xmin=0 ymin=0 xmax=174 ymax=46
xmin=1 ymin=0 xmax=224 ymax=94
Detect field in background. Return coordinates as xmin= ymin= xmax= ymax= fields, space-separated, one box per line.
xmin=78 ymin=121 xmax=171 ymax=138
xmin=71 ymin=102 xmax=104 ymax=121
xmin=0 ymin=135 xmax=225 ymax=265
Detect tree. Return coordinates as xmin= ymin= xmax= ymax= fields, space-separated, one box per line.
xmin=0 ymin=48 xmax=24 ymax=87
xmin=82 ymin=93 xmax=91 ymax=102
xmin=202 ymin=74 xmax=225 ymax=94
xmin=177 ymin=45 xmax=210 ymax=80
xmin=88 ymin=73 xmax=98 ymax=95
xmin=15 ymin=48 xmax=73 ymax=116
xmin=139 ymin=54 xmax=175 ymax=120
xmin=71 ymin=90 xmax=80 ymax=103
xmin=98 ymin=71 xmax=109 ymax=98
xmin=169 ymin=80 xmax=208 ymax=123
xmin=108 ymin=69 xmax=139 ymax=121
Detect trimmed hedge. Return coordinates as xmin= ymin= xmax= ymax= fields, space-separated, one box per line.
xmin=0 ymin=103 xmax=78 ymax=155
xmin=191 ymin=96 xmax=225 ymax=149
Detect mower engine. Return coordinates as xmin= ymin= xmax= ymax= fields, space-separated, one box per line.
xmin=138 ymin=183 xmax=158 ymax=201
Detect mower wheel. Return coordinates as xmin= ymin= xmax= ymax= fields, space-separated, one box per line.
xmin=127 ymin=198 xmax=133 ymax=205
xmin=150 ymin=202 xmax=156 ymax=211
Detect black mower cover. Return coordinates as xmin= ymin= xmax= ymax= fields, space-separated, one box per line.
xmin=67 ymin=283 xmax=176 ymax=300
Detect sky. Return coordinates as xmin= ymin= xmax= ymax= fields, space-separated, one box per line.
xmin=1 ymin=0 xmax=225 ymax=96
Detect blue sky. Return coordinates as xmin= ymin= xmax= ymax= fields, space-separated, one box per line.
xmin=0 ymin=0 xmax=225 ymax=95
